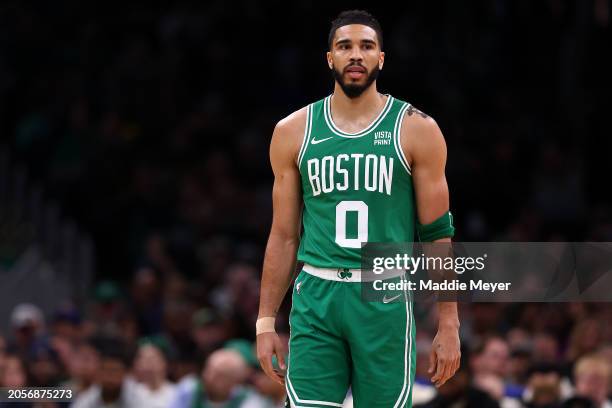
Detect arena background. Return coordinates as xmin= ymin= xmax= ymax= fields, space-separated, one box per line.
xmin=0 ymin=1 xmax=611 ymax=407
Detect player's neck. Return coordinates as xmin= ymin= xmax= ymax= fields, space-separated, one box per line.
xmin=331 ymin=83 xmax=386 ymax=122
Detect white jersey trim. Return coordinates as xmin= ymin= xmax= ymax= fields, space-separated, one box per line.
xmin=393 ymin=103 xmax=412 ymax=175
xmin=393 ymin=275 xmax=414 ymax=408
xmin=323 ymin=94 xmax=394 ymax=138
xmin=297 ymin=104 xmax=313 ymax=167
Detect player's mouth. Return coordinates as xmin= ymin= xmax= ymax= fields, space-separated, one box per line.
xmin=345 ymin=65 xmax=366 ymax=79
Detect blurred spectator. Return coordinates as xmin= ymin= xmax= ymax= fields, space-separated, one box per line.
xmin=508 ymin=348 xmax=532 ymax=387
xmin=169 ymin=346 xmax=200 ymax=386
xmin=472 ymin=336 xmax=511 ymax=378
xmin=49 ymin=304 xmax=84 ymax=379
xmin=533 ymin=333 xmax=560 ymax=365
xmin=130 ymin=340 xmax=177 ymax=408
xmin=597 ymin=344 xmax=612 ymax=374
xmin=8 ymin=303 xmax=48 ymax=360
xmin=471 ymin=336 xmax=525 ymax=407
xmin=64 ymin=340 xmax=101 ymax=396
xmin=415 ymin=348 xmax=500 ymax=408
xmin=191 ymin=307 xmax=232 ymax=356
xmin=568 ymin=320 xmax=605 ymax=362
xmin=211 ymin=263 xmax=261 ymax=338
xmin=27 ymin=346 xmax=62 ymax=386
xmin=130 ymin=266 xmax=164 ymax=336
xmin=0 ymin=354 xmax=31 ymax=408
xmin=70 ymin=338 xmax=135 ymax=408
xmin=88 ymin=282 xmax=125 ymax=338
xmin=162 ymin=300 xmax=197 ymax=351
xmin=523 ymin=365 xmax=564 ymax=408
xmin=252 ymin=369 xmax=285 ymax=408
xmin=170 ymin=348 xmax=267 ymax=408
xmin=51 ymin=304 xmax=83 ymax=344
xmin=0 ymin=354 xmax=29 ymax=388
xmin=115 ymin=312 xmax=140 ymax=350
xmin=572 ymin=354 xmax=611 ymax=408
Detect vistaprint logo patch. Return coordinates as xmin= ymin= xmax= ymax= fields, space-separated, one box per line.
xmin=372 ymin=253 xmax=488 ymax=274
xmin=373 ymin=131 xmax=392 ymax=145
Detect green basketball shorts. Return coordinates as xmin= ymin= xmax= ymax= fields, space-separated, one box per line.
xmin=285 ymin=264 xmax=416 ymax=408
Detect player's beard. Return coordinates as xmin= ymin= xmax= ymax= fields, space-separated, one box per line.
xmin=332 ymin=63 xmax=380 ymax=99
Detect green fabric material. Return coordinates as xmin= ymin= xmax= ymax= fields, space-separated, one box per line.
xmin=297 ymin=95 xmax=416 ymax=269
xmin=416 ymin=211 xmax=455 ymax=242
xmin=287 ymin=270 xmax=416 ymax=407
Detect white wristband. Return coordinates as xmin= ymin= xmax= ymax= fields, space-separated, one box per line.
xmin=256 ymin=317 xmax=276 ymax=335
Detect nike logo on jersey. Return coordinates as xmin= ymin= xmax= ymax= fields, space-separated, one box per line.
xmin=311 ymin=136 xmax=333 ymax=145
xmin=382 ymin=294 xmax=402 ymax=303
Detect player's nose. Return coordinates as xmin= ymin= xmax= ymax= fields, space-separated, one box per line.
xmin=349 ymin=47 xmax=363 ymax=61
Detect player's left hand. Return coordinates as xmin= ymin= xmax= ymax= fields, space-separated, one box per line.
xmin=428 ymin=325 xmax=461 ymax=388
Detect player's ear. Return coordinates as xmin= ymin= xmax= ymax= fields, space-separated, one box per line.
xmin=326 ymin=51 xmax=333 ymax=70
xmin=379 ymin=51 xmax=385 ymax=70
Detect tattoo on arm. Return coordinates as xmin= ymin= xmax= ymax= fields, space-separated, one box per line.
xmin=407 ymin=105 xmax=429 ymax=119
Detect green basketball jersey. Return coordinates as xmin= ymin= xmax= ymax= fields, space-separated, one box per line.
xmin=297 ymin=94 xmax=416 ymax=269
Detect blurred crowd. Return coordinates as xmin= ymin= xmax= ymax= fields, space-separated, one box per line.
xmin=1 ymin=0 xmax=611 ymax=407
xmin=411 ymin=302 xmax=612 ymax=408
xmin=0 ymin=295 xmax=287 ymax=408
xmin=0 ymin=296 xmax=611 ymax=407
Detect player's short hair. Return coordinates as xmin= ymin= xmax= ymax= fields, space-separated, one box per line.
xmin=328 ymin=10 xmax=383 ymax=50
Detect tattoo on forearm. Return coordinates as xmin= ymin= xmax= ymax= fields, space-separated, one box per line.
xmin=407 ymin=105 xmax=429 ymax=119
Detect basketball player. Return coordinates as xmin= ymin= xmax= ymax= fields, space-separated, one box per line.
xmin=256 ymin=10 xmax=460 ymax=408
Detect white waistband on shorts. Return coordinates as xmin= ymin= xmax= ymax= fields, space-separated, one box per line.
xmin=302 ymin=263 xmax=406 ymax=282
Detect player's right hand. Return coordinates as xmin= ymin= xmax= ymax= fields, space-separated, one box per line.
xmin=256 ymin=331 xmax=287 ymax=385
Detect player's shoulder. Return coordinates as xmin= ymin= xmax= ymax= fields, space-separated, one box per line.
xmin=401 ymin=103 xmax=445 ymax=141
xmin=398 ymin=103 xmax=440 ymax=136
xmin=397 ymin=102 xmax=446 ymax=159
xmin=274 ymin=105 xmax=309 ymax=137
xmin=270 ymin=104 xmax=310 ymax=165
